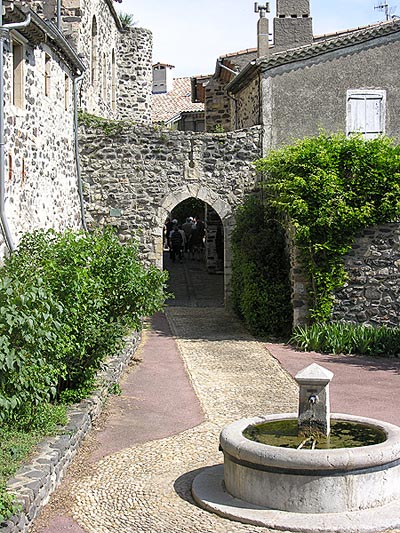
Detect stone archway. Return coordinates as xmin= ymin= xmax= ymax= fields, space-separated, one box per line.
xmin=158 ymin=185 xmax=234 ymax=306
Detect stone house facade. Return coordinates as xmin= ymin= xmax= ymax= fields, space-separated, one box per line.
xmin=206 ymin=0 xmax=400 ymax=147
xmin=0 ymin=0 xmax=153 ymax=257
xmin=1 ymin=1 xmax=85 ymax=257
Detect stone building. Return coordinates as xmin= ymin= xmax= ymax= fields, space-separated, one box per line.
xmin=205 ymin=0 xmax=400 ymax=150
xmin=195 ymin=0 xmax=400 ymax=326
xmin=1 ymin=1 xmax=85 ymax=258
xmin=152 ymin=64 xmax=205 ymax=131
xmin=0 ymin=0 xmax=153 ymax=257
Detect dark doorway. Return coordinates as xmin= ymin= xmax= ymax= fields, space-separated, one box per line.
xmin=164 ymin=198 xmax=224 ymax=307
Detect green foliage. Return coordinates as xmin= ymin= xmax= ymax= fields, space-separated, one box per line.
xmin=0 ymin=403 xmax=67 ymax=521
xmin=214 ymin=124 xmax=225 ymax=134
xmin=290 ymin=322 xmax=400 ymax=356
xmin=78 ymin=111 xmax=135 ymax=136
xmin=108 ymin=382 xmax=122 ymax=396
xmin=118 ymin=12 xmax=136 ymax=29
xmin=0 ymin=227 xmax=168 ymax=422
xmin=256 ymin=133 xmax=400 ymax=322
xmin=231 ymin=195 xmax=292 ymax=337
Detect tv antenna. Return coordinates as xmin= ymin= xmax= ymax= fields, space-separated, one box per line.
xmin=374 ymin=1 xmax=396 ymax=20
xmin=254 ymin=2 xmax=270 ymax=18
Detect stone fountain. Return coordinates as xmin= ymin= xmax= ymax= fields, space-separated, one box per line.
xmin=192 ymin=363 xmax=400 ymax=533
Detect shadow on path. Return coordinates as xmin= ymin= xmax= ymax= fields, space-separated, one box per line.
xmin=164 ymin=250 xmax=224 ymax=308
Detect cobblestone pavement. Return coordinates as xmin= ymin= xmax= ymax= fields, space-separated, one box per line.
xmin=39 ymin=308 xmax=298 ymax=533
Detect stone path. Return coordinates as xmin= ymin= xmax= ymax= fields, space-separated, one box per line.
xmin=31 ymin=307 xmax=298 ymax=533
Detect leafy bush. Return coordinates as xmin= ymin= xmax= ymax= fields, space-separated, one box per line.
xmin=231 ymin=195 xmax=292 ymax=337
xmin=0 ymin=227 xmax=168 ymax=423
xmin=290 ymin=322 xmax=400 ymax=356
xmin=256 ymin=133 xmax=400 ymax=322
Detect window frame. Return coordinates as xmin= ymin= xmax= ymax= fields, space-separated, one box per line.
xmin=12 ymin=39 xmax=25 ymax=108
xmin=346 ymin=89 xmax=386 ymax=139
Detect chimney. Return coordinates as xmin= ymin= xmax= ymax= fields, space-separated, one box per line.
xmin=274 ymin=0 xmax=313 ymax=52
xmin=152 ymin=63 xmax=175 ymax=94
xmin=254 ymin=3 xmax=270 ymax=58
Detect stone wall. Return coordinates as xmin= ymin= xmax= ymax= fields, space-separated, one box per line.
xmin=79 ymin=123 xmax=262 ymax=302
xmin=63 ymin=0 xmax=121 ymax=118
xmin=205 ymin=77 xmax=233 ymax=132
xmin=2 ymin=36 xmax=82 ymax=257
xmin=332 ymin=224 xmax=400 ymax=327
xmin=60 ymin=0 xmax=153 ymax=122
xmin=236 ymin=76 xmax=260 ymax=130
xmin=117 ymin=28 xmax=152 ymax=123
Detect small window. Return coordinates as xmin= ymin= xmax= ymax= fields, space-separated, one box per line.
xmin=347 ymin=90 xmax=386 ymax=139
xmin=111 ymin=49 xmax=116 ymax=111
xmin=44 ymin=54 xmax=51 ymax=96
xmin=91 ymin=16 xmax=98 ymax=87
xmin=64 ymin=74 xmax=69 ymax=110
xmin=12 ymin=41 xmax=24 ymax=107
xmin=102 ymin=53 xmax=107 ymax=101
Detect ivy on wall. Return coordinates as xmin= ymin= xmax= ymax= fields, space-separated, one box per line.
xmin=256 ymin=133 xmax=400 ymax=322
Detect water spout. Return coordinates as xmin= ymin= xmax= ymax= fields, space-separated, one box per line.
xmin=295 ymin=363 xmax=333 ymax=437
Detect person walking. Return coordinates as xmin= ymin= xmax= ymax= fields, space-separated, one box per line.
xmin=182 ymin=217 xmax=193 ymax=253
xmin=169 ymin=223 xmax=185 ymax=263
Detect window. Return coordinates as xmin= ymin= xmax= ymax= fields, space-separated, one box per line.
xmin=91 ymin=16 xmax=98 ymax=87
xmin=44 ymin=53 xmax=51 ymax=96
xmin=111 ymin=49 xmax=116 ymax=111
xmin=12 ymin=41 xmax=24 ymax=107
xmin=347 ymin=90 xmax=386 ymax=139
xmin=102 ymin=53 xmax=107 ymax=101
xmin=64 ymin=74 xmax=70 ymax=110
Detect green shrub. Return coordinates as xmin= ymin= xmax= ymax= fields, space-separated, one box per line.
xmin=256 ymin=133 xmax=400 ymax=322
xmin=231 ymin=195 xmax=292 ymax=337
xmin=0 ymin=227 xmax=168 ymax=422
xmin=290 ymin=322 xmax=400 ymax=356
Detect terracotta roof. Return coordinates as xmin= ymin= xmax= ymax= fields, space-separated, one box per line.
xmin=152 ymin=77 xmax=204 ymax=124
xmin=220 ymin=48 xmax=257 ymax=59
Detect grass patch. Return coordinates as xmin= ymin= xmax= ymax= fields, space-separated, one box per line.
xmin=0 ymin=403 xmax=67 ymax=523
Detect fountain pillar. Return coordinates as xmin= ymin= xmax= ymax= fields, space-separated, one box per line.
xmin=295 ymin=363 xmax=333 ymax=436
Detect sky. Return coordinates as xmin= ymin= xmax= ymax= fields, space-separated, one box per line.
xmin=121 ymin=0 xmax=396 ymax=77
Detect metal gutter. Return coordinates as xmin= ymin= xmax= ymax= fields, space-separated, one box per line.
xmin=73 ymin=73 xmax=87 ymax=231
xmin=8 ymin=3 xmax=85 ymax=74
xmin=226 ymin=60 xmax=261 ymax=94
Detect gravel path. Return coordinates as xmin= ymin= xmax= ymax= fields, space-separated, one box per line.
xmin=31 ymin=307 xmax=298 ymax=533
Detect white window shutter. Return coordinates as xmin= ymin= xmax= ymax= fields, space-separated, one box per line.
xmin=346 ymin=90 xmax=386 ymax=139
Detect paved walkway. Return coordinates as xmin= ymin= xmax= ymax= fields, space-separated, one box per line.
xmin=29 ymin=256 xmax=400 ymax=533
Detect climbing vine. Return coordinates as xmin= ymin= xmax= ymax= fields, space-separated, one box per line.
xmin=255 ymin=132 xmax=400 ymax=322
xmin=78 ymin=111 xmax=136 ymax=136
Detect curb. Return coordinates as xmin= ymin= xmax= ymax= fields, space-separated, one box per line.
xmin=1 ymin=332 xmax=141 ymax=533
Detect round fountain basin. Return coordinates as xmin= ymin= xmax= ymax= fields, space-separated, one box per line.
xmin=220 ymin=413 xmax=400 ymax=514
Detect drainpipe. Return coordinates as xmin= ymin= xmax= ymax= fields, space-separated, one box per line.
xmin=0 ymin=8 xmax=31 ymax=252
xmin=73 ymin=72 xmax=88 ymax=231
xmin=56 ymin=0 xmax=61 ymax=29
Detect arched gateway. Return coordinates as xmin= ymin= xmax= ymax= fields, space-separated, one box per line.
xmin=79 ymin=124 xmax=262 ymax=306
xmin=158 ymin=186 xmax=234 ymax=304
